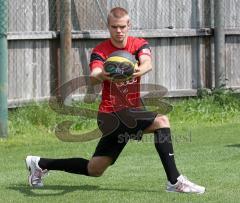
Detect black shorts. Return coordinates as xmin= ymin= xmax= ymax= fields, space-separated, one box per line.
xmin=92 ymin=108 xmax=157 ymax=164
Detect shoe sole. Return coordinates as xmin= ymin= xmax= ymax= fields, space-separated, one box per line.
xmin=166 ymin=189 xmax=205 ymax=195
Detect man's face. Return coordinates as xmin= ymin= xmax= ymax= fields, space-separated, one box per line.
xmin=108 ymin=16 xmax=130 ymax=44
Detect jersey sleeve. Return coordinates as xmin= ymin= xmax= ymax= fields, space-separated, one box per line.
xmin=135 ymin=38 xmax=151 ymax=59
xmin=89 ymin=46 xmax=106 ymax=72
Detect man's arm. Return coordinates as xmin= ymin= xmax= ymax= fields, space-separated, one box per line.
xmin=133 ymin=54 xmax=152 ymax=78
xmin=90 ymin=67 xmax=111 ymax=85
xmin=90 ymin=67 xmax=103 ymax=85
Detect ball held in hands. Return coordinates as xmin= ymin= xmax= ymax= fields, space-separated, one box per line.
xmin=104 ymin=50 xmax=137 ymax=80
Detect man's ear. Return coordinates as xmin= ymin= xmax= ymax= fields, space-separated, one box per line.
xmin=127 ymin=21 xmax=131 ymax=28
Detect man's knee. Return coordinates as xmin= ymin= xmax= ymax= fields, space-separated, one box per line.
xmin=88 ymin=166 xmax=105 ymax=177
xmin=87 ymin=156 xmax=112 ymax=177
xmin=144 ymin=115 xmax=170 ymax=133
xmin=155 ymin=115 xmax=170 ymax=128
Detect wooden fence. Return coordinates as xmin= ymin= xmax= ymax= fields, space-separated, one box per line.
xmin=7 ymin=0 xmax=240 ymax=107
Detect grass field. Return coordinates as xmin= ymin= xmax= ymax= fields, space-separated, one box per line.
xmin=0 ymin=92 xmax=240 ymax=203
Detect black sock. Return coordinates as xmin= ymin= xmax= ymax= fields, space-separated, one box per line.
xmin=38 ymin=158 xmax=89 ymax=176
xmin=154 ymin=128 xmax=180 ymax=184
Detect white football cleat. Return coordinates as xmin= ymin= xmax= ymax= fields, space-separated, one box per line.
xmin=25 ymin=156 xmax=48 ymax=188
xmin=166 ymin=175 xmax=205 ymax=194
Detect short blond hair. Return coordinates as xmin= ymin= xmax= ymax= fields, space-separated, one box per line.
xmin=107 ymin=7 xmax=129 ymax=24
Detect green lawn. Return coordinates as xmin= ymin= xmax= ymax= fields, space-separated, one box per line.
xmin=0 ymin=120 xmax=240 ymax=203
xmin=1 ymin=91 xmax=240 ymax=203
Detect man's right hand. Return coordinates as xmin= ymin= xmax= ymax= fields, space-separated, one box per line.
xmin=90 ymin=67 xmax=111 ymax=85
xmin=100 ymin=68 xmax=112 ymax=81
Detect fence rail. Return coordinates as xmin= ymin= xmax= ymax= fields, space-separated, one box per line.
xmin=7 ymin=28 xmax=240 ymax=41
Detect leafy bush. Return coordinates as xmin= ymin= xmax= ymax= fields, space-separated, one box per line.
xmin=8 ymin=88 xmax=240 ymax=136
xmin=169 ymin=88 xmax=240 ymax=125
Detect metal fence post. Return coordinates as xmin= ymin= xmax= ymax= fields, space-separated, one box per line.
xmin=0 ymin=0 xmax=8 ymax=138
xmin=60 ymin=0 xmax=72 ymax=98
xmin=214 ymin=0 xmax=226 ymax=88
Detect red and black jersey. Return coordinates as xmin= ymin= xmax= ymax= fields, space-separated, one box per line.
xmin=89 ymin=36 xmax=151 ymax=113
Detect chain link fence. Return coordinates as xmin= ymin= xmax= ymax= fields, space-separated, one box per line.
xmin=72 ymin=0 xmax=211 ymax=30
xmin=0 ymin=0 xmax=8 ymax=35
xmin=6 ymin=0 xmax=240 ymax=32
xmin=224 ymin=0 xmax=240 ymax=28
xmin=8 ymin=0 xmax=57 ymax=32
xmin=7 ymin=0 xmax=213 ymax=33
xmin=6 ymin=0 xmax=240 ymax=33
